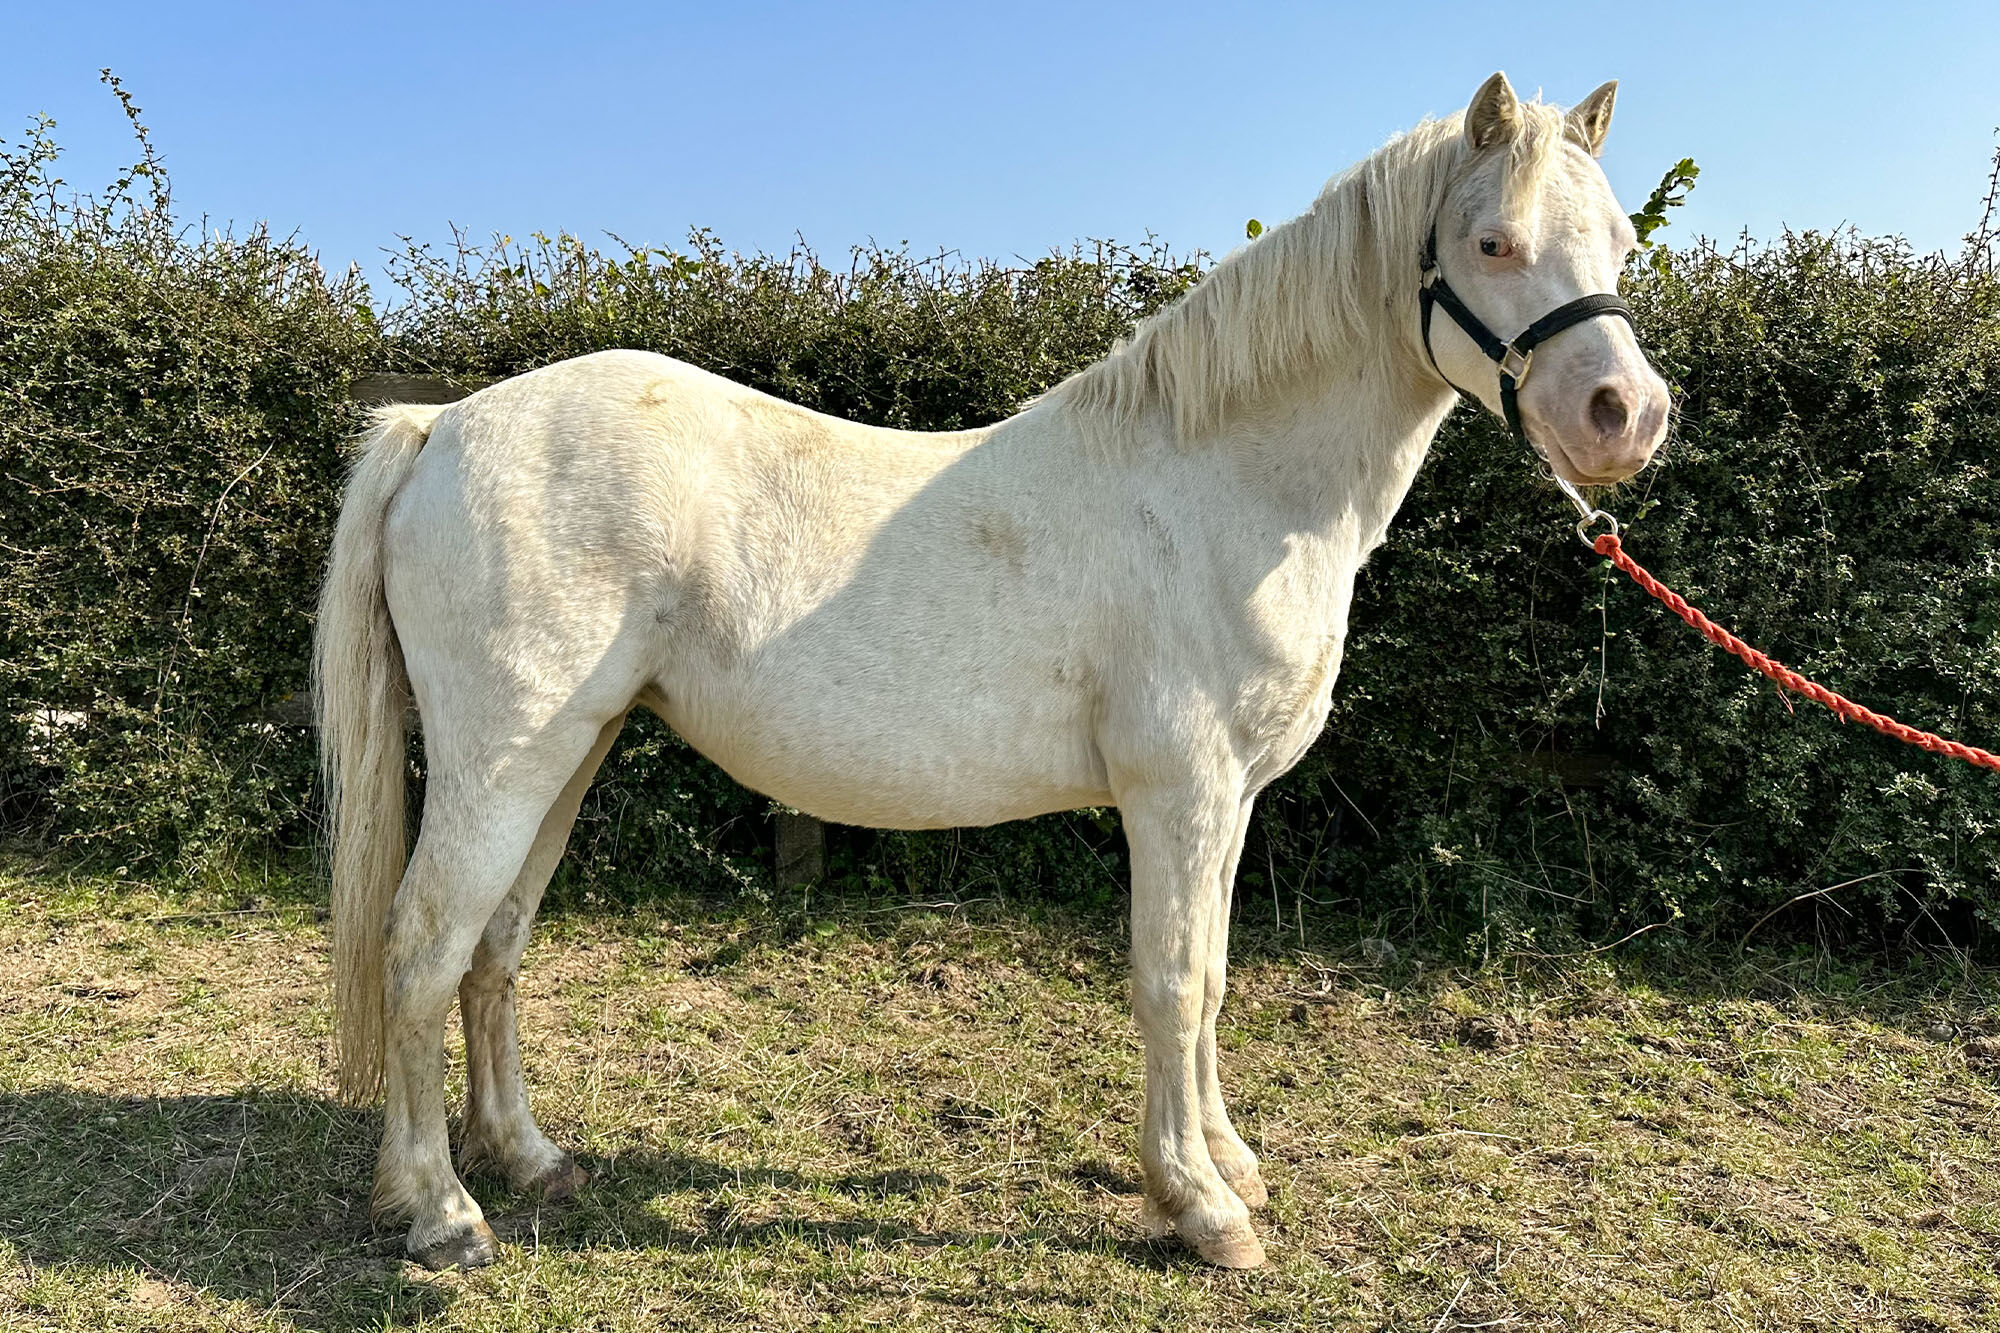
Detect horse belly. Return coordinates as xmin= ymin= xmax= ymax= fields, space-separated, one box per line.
xmin=652 ymin=667 xmax=1112 ymax=830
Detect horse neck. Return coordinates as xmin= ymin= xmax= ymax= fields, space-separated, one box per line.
xmin=1214 ymin=344 xmax=1458 ymax=553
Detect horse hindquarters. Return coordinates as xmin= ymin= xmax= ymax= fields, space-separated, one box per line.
xmin=318 ymin=400 xmax=645 ymax=1268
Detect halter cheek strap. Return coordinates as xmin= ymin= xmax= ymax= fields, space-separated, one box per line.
xmin=1417 ymin=225 xmax=1635 ymax=445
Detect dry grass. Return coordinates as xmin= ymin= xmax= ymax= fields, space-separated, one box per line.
xmin=2 ymin=857 xmax=1997 ymax=1331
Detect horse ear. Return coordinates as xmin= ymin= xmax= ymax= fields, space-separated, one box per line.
xmin=1566 ymin=80 xmax=1618 ymax=156
xmin=1464 ymin=72 xmax=1520 ymax=150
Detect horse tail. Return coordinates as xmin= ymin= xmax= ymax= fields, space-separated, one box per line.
xmin=313 ymin=404 xmax=442 ymax=1103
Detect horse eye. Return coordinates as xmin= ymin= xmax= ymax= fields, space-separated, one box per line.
xmin=1478 ymin=236 xmax=1511 ymax=258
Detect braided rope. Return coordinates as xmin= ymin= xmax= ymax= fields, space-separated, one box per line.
xmin=1593 ymin=533 xmax=2000 ymax=773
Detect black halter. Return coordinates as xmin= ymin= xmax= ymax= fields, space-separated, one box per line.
xmin=1417 ymin=224 xmax=1634 ymax=447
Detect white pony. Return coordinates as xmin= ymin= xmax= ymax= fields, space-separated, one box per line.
xmin=315 ymin=72 xmax=1668 ymax=1271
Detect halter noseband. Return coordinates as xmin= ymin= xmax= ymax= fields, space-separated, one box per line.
xmin=1417 ymin=224 xmax=1635 ymax=448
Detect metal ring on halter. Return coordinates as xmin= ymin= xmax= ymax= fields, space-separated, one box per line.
xmin=1552 ymin=473 xmax=1620 ymax=546
xmin=1574 ymin=508 xmax=1620 ymax=547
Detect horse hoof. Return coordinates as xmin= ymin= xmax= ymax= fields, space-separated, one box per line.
xmin=410 ymin=1220 xmax=499 ymax=1271
xmin=1226 ymin=1171 xmax=1269 ymax=1210
xmin=1189 ymin=1224 xmax=1267 ymax=1269
xmin=530 ymin=1157 xmax=590 ymax=1202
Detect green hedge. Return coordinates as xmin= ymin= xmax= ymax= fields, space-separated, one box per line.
xmin=0 ymin=110 xmax=375 ymax=869
xmin=1295 ymin=235 xmax=2000 ymax=950
xmin=4 ymin=109 xmax=1996 ymax=948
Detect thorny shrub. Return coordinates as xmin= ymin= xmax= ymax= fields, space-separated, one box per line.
xmin=5 ymin=91 xmax=1998 ymax=953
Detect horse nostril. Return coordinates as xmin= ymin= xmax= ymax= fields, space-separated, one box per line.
xmin=1589 ymin=386 xmax=1631 ymax=439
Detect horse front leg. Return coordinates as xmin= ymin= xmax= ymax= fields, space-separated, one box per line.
xmin=1197 ymin=797 xmax=1265 ymax=1209
xmin=1120 ymin=778 xmax=1267 ymax=1268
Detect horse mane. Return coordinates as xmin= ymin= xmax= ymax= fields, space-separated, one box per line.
xmin=1044 ymin=100 xmax=1574 ymax=445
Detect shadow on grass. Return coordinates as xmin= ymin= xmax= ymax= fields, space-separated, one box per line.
xmin=0 ymin=1087 xmax=1170 ymax=1332
xmin=18 ymin=839 xmax=1991 ymax=1037
xmin=547 ymin=872 xmax=2000 ymax=1042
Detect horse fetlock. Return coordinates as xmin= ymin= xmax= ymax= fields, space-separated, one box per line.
xmin=367 ymin=1163 xmax=435 ymax=1228
xmin=1220 ymin=1163 xmax=1268 ymax=1210
xmin=372 ymin=1155 xmax=491 ymax=1260
xmin=457 ymin=1121 xmax=572 ymax=1193
xmin=1207 ymin=1139 xmax=1267 ymax=1208
xmin=385 ymin=1176 xmax=496 ymax=1270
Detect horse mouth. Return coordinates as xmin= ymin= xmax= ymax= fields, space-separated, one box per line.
xmin=1537 ymin=435 xmax=1636 ymax=488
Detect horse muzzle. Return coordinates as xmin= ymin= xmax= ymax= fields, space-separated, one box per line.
xmin=1529 ymin=365 xmax=1670 ymax=486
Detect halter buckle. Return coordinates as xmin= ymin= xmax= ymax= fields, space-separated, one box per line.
xmin=1498 ymin=342 xmax=1533 ymax=385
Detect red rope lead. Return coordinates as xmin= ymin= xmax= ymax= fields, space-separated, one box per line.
xmin=1593 ymin=533 xmax=2000 ymax=773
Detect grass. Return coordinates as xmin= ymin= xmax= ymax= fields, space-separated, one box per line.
xmin=2 ymin=855 xmax=1998 ymax=1331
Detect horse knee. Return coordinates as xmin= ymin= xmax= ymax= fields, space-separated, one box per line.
xmin=1132 ymin=971 xmax=1202 ymax=1039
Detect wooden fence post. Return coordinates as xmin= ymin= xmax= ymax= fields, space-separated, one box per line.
xmin=774 ymin=811 xmax=827 ymax=888
xmin=347 ymin=372 xmax=492 ymax=405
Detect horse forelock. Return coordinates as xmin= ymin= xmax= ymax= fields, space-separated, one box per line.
xmin=1045 ymin=99 xmax=1578 ymax=449
xmin=1498 ymin=100 xmax=1571 ymax=217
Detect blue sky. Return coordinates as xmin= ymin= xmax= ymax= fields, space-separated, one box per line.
xmin=5 ymin=1 xmax=1996 ymax=294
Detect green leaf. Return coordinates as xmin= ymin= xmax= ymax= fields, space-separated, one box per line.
xmin=1630 ymin=157 xmax=1702 ymax=246
xmin=1245 ymin=218 xmax=1264 ymax=240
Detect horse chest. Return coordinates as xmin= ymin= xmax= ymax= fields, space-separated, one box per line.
xmin=1235 ymin=631 xmax=1343 ymax=788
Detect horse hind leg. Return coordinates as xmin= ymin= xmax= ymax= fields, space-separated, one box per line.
xmin=458 ymin=714 xmax=624 ymax=1198
xmin=371 ymin=713 xmax=615 ymax=1270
